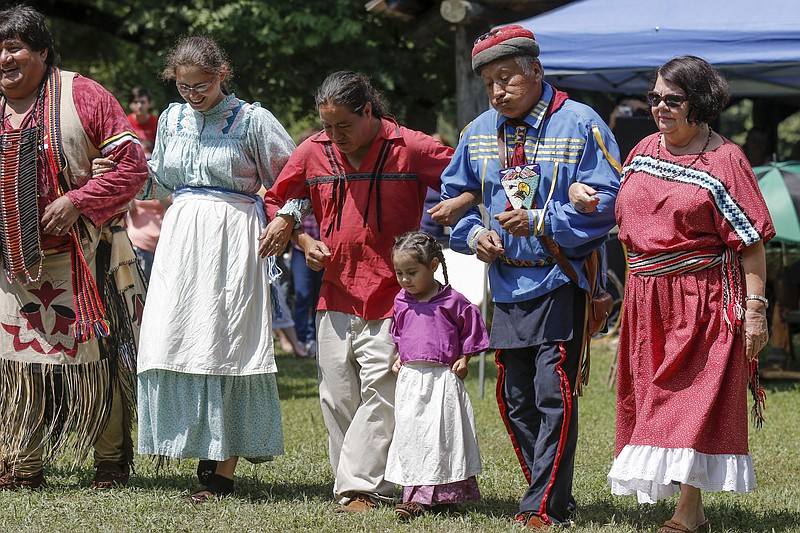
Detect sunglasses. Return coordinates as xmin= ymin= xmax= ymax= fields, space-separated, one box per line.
xmin=175 ymin=81 xmax=214 ymax=95
xmin=646 ymin=91 xmax=687 ymax=108
xmin=474 ymin=28 xmax=501 ymax=45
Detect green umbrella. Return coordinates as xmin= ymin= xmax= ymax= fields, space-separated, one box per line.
xmin=755 ymin=161 xmax=800 ymax=244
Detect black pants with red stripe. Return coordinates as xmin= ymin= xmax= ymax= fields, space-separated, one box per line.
xmin=496 ymin=323 xmax=583 ymax=525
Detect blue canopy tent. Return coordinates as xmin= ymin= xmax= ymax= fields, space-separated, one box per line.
xmin=515 ymin=0 xmax=800 ymax=96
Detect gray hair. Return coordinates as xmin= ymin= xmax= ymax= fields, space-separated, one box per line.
xmin=515 ymin=55 xmax=538 ymax=78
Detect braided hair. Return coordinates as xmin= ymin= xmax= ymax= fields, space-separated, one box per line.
xmin=392 ymin=231 xmax=449 ymax=286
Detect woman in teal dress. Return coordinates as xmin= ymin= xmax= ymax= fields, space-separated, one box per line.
xmin=134 ymin=35 xmax=295 ymax=502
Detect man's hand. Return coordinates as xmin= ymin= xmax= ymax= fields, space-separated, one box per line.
xmin=41 ymin=196 xmax=81 ymax=237
xmin=300 ymin=236 xmax=332 ymax=271
xmin=258 ymin=214 xmax=294 ymax=258
xmin=569 ymin=182 xmax=599 ymax=214
xmin=475 ymin=230 xmax=504 ymax=263
xmin=495 ymin=209 xmax=538 ymax=238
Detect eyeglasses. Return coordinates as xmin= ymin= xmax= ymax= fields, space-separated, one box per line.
xmin=175 ymin=81 xmax=214 ymax=95
xmin=646 ymin=91 xmax=687 ymax=108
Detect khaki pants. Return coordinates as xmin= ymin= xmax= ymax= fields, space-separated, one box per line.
xmin=8 ymin=377 xmax=128 ymax=476
xmin=316 ymin=311 xmax=397 ymax=503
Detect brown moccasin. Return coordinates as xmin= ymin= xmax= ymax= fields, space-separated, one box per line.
xmin=514 ymin=511 xmax=551 ymax=530
xmin=334 ymin=494 xmax=377 ymax=513
xmin=395 ymin=501 xmax=428 ymax=520
xmin=90 ymin=461 xmax=130 ymax=490
xmin=0 ymin=470 xmax=46 ymax=491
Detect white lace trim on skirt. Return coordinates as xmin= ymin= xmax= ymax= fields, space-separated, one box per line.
xmin=607 ymin=444 xmax=755 ymax=503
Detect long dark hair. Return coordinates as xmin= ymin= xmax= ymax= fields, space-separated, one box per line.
xmin=652 ymin=55 xmax=730 ymax=125
xmin=392 ymin=231 xmax=449 ymax=285
xmin=0 ymin=5 xmax=57 ymax=68
xmin=314 ymin=71 xmax=389 ymax=117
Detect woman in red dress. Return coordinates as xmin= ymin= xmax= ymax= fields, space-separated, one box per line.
xmin=606 ymin=56 xmax=773 ymax=533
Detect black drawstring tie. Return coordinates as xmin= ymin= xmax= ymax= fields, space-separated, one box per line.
xmin=323 ymin=137 xmax=394 ymax=237
xmin=323 ymin=142 xmax=347 ymax=238
xmin=363 ymin=138 xmax=392 ymax=231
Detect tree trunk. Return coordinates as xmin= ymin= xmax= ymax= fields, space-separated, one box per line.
xmin=455 ymin=24 xmax=491 ymax=130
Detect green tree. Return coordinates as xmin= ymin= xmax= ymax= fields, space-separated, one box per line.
xmin=27 ymin=0 xmax=455 ymax=136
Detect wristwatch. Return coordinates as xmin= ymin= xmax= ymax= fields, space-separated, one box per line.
xmin=745 ymin=294 xmax=769 ymax=308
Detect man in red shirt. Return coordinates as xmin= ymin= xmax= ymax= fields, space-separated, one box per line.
xmin=264 ymin=71 xmax=452 ymax=512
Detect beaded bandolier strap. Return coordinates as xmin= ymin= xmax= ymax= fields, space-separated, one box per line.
xmin=0 ymin=127 xmax=43 ymax=283
xmin=0 ymin=67 xmax=109 ymax=343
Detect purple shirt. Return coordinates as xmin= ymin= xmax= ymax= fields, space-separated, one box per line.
xmin=391 ymin=285 xmax=489 ymax=366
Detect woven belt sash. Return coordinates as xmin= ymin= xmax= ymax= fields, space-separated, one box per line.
xmin=628 ymin=248 xmax=743 ymax=330
xmin=498 ymin=255 xmax=556 ymax=267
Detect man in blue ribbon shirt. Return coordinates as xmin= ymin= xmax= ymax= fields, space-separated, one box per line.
xmin=439 ymin=25 xmax=621 ymax=529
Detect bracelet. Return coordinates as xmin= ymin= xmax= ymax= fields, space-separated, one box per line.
xmin=745 ymin=294 xmax=769 ymax=308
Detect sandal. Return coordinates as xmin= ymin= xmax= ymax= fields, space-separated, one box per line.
xmin=196 ymin=460 xmax=217 ymax=486
xmin=184 ymin=473 xmax=234 ymax=504
xmin=657 ymin=519 xmax=709 ymax=533
xmin=395 ymin=501 xmax=428 ymax=520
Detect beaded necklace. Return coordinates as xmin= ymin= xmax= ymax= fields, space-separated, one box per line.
xmin=656 ymin=126 xmax=712 ymax=177
xmin=0 ymin=80 xmax=47 ymax=284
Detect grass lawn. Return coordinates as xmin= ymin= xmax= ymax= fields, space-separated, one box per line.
xmin=1 ymin=338 xmax=799 ymax=532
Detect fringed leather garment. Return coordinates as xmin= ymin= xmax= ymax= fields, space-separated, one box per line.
xmin=0 ymin=68 xmax=145 ymax=466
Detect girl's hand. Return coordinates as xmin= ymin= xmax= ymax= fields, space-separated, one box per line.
xmin=452 ymin=356 xmax=469 ymax=380
xmin=744 ymin=302 xmax=769 ymax=361
xmin=391 ymin=357 xmax=402 ymax=376
xmin=569 ymin=182 xmax=599 ymax=214
xmin=258 ymin=215 xmax=294 ymax=258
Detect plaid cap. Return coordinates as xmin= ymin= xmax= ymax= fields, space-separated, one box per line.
xmin=471 ymin=25 xmax=539 ymax=74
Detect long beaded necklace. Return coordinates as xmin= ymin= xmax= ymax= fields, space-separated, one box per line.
xmin=656 ymin=125 xmax=713 ymax=177
xmin=0 ymin=81 xmax=47 ymax=284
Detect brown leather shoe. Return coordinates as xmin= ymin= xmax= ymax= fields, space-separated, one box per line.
xmin=334 ymin=494 xmax=377 ymax=513
xmin=90 ymin=461 xmax=130 ymax=490
xmin=515 ymin=512 xmax=551 ymax=530
xmin=0 ymin=470 xmax=46 ymax=490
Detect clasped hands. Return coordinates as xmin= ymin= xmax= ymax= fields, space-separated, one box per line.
xmin=259 ymin=215 xmax=331 ymax=271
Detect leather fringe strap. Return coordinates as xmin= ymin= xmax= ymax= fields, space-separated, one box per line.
xmin=0 ymin=358 xmax=113 ymax=466
xmin=97 ymin=231 xmax=143 ymax=466
xmin=44 ymin=67 xmax=109 ymax=342
xmin=749 ymin=359 xmax=766 ymax=429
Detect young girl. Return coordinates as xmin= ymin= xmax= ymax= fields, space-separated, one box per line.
xmin=386 ymin=231 xmax=489 ymax=520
